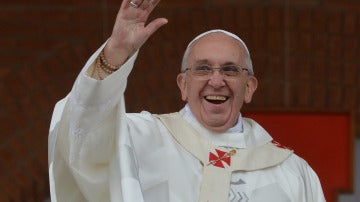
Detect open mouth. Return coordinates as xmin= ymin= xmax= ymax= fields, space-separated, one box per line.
xmin=204 ymin=95 xmax=229 ymax=104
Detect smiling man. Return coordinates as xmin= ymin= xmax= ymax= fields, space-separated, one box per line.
xmin=177 ymin=31 xmax=257 ymax=133
xmin=48 ymin=0 xmax=325 ymax=202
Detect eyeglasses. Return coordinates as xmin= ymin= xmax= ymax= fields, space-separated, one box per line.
xmin=183 ymin=64 xmax=249 ymax=78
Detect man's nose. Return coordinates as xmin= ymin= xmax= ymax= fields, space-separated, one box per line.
xmin=208 ymin=70 xmax=226 ymax=88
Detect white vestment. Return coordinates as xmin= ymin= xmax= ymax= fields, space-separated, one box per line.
xmin=48 ymin=44 xmax=326 ymax=202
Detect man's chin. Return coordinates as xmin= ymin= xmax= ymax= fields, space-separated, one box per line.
xmin=202 ymin=103 xmax=230 ymax=115
xmin=202 ymin=123 xmax=230 ymax=133
xmin=200 ymin=116 xmax=231 ymax=131
xmin=199 ymin=109 xmax=239 ymax=132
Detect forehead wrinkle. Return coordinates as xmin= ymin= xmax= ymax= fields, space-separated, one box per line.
xmin=193 ymin=60 xmax=240 ymax=67
xmin=189 ymin=40 xmax=246 ymax=67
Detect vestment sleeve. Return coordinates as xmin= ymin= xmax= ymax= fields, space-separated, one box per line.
xmin=48 ymin=42 xmax=143 ymax=202
xmin=302 ymin=161 xmax=326 ymax=202
xmin=289 ymin=155 xmax=326 ymax=202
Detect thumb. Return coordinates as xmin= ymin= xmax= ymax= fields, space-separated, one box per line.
xmin=145 ymin=18 xmax=168 ymax=37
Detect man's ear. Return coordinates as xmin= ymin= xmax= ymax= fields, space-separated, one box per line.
xmin=244 ymin=76 xmax=258 ymax=103
xmin=177 ymin=73 xmax=188 ymax=101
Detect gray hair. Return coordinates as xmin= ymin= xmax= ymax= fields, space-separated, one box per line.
xmin=181 ymin=29 xmax=254 ymax=75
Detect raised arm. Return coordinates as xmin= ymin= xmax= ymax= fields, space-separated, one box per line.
xmin=89 ymin=0 xmax=168 ymax=79
xmin=49 ymin=1 xmax=167 ymax=201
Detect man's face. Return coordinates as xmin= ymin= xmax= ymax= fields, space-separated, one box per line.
xmin=177 ymin=33 xmax=257 ymax=133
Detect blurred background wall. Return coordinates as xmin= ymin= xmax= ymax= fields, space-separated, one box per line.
xmin=0 ymin=0 xmax=359 ymax=201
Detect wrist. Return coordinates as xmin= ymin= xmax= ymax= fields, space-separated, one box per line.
xmin=95 ymin=50 xmax=121 ymax=80
xmin=104 ymin=38 xmax=134 ymax=66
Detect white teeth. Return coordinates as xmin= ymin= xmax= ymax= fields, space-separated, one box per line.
xmin=205 ymin=95 xmax=227 ymax=101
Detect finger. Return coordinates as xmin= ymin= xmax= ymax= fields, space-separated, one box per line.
xmin=137 ymin=0 xmax=162 ymax=23
xmin=131 ymin=0 xmax=143 ymax=8
xmin=144 ymin=17 xmax=168 ymax=36
xmin=138 ymin=0 xmax=151 ymax=10
xmin=142 ymin=0 xmax=161 ymax=12
xmin=122 ymin=0 xmax=143 ymax=9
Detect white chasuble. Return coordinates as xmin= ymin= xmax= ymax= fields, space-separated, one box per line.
xmin=155 ymin=113 xmax=293 ymax=202
xmin=48 ymin=44 xmax=326 ymax=202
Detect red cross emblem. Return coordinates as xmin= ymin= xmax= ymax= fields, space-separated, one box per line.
xmin=272 ymin=140 xmax=291 ymax=150
xmin=208 ymin=149 xmax=236 ymax=168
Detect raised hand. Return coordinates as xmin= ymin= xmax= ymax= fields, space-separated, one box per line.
xmin=104 ymin=0 xmax=168 ymax=66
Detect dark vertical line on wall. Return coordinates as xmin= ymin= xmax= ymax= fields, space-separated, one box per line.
xmin=102 ymin=0 xmax=109 ymax=40
xmin=284 ymin=0 xmax=290 ymax=107
xmin=339 ymin=11 xmax=346 ymax=110
xmin=204 ymin=0 xmax=211 ymax=9
xmin=309 ymin=10 xmax=314 ymax=108
xmin=324 ymin=12 xmax=330 ymax=109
